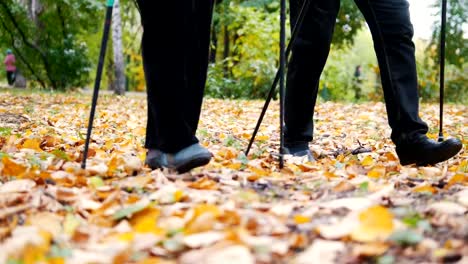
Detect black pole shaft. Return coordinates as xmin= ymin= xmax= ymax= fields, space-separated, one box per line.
xmin=81 ymin=6 xmax=114 ymax=169
xmin=279 ymin=0 xmax=287 ymax=168
xmin=438 ymin=0 xmax=447 ymax=142
xmin=245 ymin=0 xmax=311 ymax=156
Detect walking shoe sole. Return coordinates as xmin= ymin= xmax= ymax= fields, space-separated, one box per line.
xmin=399 ymin=142 xmax=462 ymax=166
xmin=146 ymin=155 xmax=211 ymax=173
xmin=175 ymin=155 xmax=212 ymax=174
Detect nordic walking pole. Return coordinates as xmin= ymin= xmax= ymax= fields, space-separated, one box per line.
xmin=245 ymin=0 xmax=311 ymax=157
xmin=279 ymin=0 xmax=287 ymax=168
xmin=438 ymin=0 xmax=447 ymax=143
xmin=82 ymin=0 xmax=115 ymax=169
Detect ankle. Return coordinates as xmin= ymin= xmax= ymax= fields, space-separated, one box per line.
xmin=285 ymin=142 xmax=309 ymax=153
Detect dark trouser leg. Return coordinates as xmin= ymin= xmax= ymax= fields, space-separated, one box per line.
xmin=6 ymin=71 xmax=14 ymax=85
xmin=285 ymin=0 xmax=340 ymax=148
xmin=184 ymin=0 xmax=214 ymax=134
xmin=138 ymin=1 xmax=213 ymax=153
xmin=353 ymin=0 xmax=428 ymax=144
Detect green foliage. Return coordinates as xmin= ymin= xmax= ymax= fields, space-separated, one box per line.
xmin=429 ymin=0 xmax=467 ymax=68
xmin=207 ymin=1 xmax=279 ymax=98
xmin=0 ymin=0 xmax=464 ymax=103
xmin=333 ymin=0 xmax=364 ymax=48
xmin=416 ymin=40 xmax=468 ymax=104
xmin=0 ymin=0 xmax=102 ymax=90
xmin=206 ymin=0 xmax=363 ymax=99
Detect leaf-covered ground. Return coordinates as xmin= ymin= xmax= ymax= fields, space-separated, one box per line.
xmin=0 ymin=92 xmax=466 ymax=264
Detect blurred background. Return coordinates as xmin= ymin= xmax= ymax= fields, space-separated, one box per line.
xmin=0 ymin=0 xmax=466 ymax=103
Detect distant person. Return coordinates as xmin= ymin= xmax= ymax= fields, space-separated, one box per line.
xmin=4 ymin=49 xmax=16 ymax=86
xmin=353 ymin=65 xmax=363 ymax=101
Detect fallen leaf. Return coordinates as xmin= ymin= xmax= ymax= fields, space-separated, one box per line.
xmin=183 ymin=231 xmax=225 ymax=248
xmin=427 ymin=202 xmax=466 ymax=215
xmin=351 ymin=206 xmax=394 ymax=243
xmin=446 ymin=174 xmax=467 ymax=189
xmin=295 ymin=239 xmax=346 ymax=264
xmin=112 ymin=199 xmax=150 ymax=220
xmin=361 ymin=155 xmax=375 ymax=166
xmin=352 ymin=242 xmax=389 ymax=257
xmin=189 ymin=177 xmax=219 ymax=190
xmin=180 ymin=244 xmax=254 ymax=264
xmin=0 ymin=179 xmax=35 ymax=193
xmin=1 ymin=157 xmax=28 ymax=177
xmin=413 ymin=185 xmax=438 ymax=194
xmin=22 ymin=138 xmax=43 ymax=151
xmin=293 ymin=215 xmax=311 ymax=225
xmin=388 ymin=230 xmax=423 ymax=246
xmin=367 ymin=165 xmax=386 ymax=179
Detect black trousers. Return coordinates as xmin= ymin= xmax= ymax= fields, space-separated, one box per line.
xmin=6 ymin=71 xmax=15 ymax=85
xmin=285 ymin=0 xmax=429 ymax=148
xmin=137 ymin=0 xmax=214 ymax=153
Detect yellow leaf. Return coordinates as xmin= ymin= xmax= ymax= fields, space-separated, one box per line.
xmin=174 ymin=190 xmax=185 ymax=202
xmin=413 ymin=185 xmax=438 ymax=194
xmin=227 ymin=162 xmax=242 ymax=170
xmin=361 ymin=155 xmax=375 ymax=166
xmin=185 ymin=204 xmax=222 ymax=234
xmin=216 ymin=147 xmax=237 ymax=161
xmin=193 ymin=204 xmax=221 ymax=219
xmin=137 ymin=258 xmax=160 ymax=264
xmin=249 ymin=166 xmax=270 ymax=177
xmin=351 ymin=206 xmax=394 ymax=243
xmin=189 ymin=177 xmax=219 ymax=190
xmin=117 ymin=232 xmax=134 ymax=242
xmin=20 ymin=231 xmax=52 ymax=264
xmin=256 ymin=135 xmax=269 ymax=141
xmin=294 ymin=215 xmax=310 ymax=225
xmin=367 ymin=166 xmax=386 ymax=179
xmin=384 ymin=152 xmax=398 ymax=161
xmin=324 ymin=171 xmax=338 ymax=180
xmin=1 ymin=157 xmax=27 ymax=177
xmin=107 ymin=155 xmax=123 ymax=175
xmin=458 ymin=160 xmax=467 ymax=172
xmin=22 ymin=138 xmax=42 ymax=151
xmin=130 ymin=208 xmax=165 ymax=236
xmin=446 ymin=174 xmax=467 ymax=189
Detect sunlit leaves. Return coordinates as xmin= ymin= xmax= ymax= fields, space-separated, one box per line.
xmin=0 ymin=93 xmax=465 ymax=263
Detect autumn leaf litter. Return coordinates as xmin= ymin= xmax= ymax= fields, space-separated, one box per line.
xmin=0 ymin=93 xmax=466 ymax=264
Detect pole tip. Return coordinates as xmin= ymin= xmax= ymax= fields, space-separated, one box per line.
xmin=438 ymin=133 xmax=444 ymax=143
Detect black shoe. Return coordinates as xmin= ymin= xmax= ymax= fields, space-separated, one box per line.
xmin=145 ymin=143 xmax=213 ymax=173
xmin=284 ymin=145 xmax=315 ymax=162
xmin=396 ymin=135 xmax=462 ymax=166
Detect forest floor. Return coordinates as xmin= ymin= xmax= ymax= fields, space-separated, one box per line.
xmin=0 ymin=92 xmax=466 ymax=264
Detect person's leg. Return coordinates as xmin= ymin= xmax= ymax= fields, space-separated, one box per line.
xmin=138 ymin=0 xmax=213 ymax=172
xmin=285 ymin=0 xmax=340 ymax=151
xmin=6 ymin=71 xmax=13 ymax=85
xmin=353 ymin=0 xmax=428 ymax=143
xmin=354 ymin=0 xmax=462 ymax=165
xmin=184 ymin=0 xmax=214 ymax=135
xmin=137 ymin=0 xmax=198 ymax=153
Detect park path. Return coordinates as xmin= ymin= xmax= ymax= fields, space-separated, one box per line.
xmin=0 ymin=92 xmax=466 ymax=263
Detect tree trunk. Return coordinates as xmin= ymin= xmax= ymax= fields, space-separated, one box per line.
xmin=209 ymin=21 xmax=217 ymax=63
xmin=112 ymin=0 xmax=126 ymax=95
xmin=222 ymin=24 xmax=230 ymax=78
